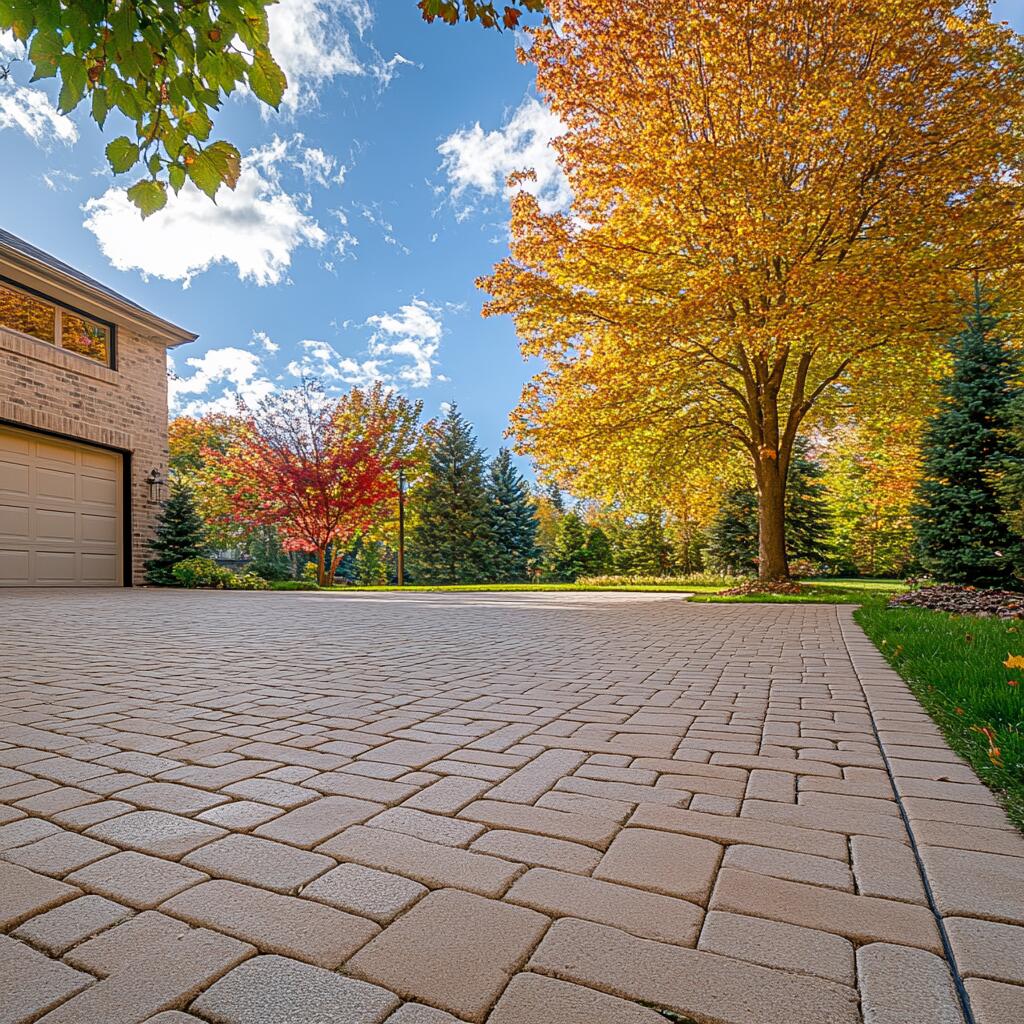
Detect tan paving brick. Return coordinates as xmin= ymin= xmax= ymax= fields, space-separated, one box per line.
xmin=529 ymin=917 xmax=861 ymax=1024
xmin=2 ymin=830 xmax=116 ymax=877
xmin=384 ymin=1004 xmax=463 ymax=1024
xmin=487 ymin=973 xmax=668 ymax=1024
xmin=85 ymin=811 xmax=226 ymax=858
xmin=851 ymin=836 xmax=927 ymax=904
xmin=37 ymin=925 xmax=253 ymax=1024
xmin=11 ymin=894 xmax=132 ymax=955
xmin=629 ymin=803 xmax=849 ymax=859
xmin=318 ymin=824 xmax=522 ymax=897
xmin=945 ymin=917 xmax=1024 ymax=985
xmin=698 ymin=910 xmax=855 ymax=986
xmin=358 ymin=739 xmax=457 ymax=768
xmin=722 ymin=843 xmax=854 ymax=891
xmin=594 ymin=827 xmax=722 ymax=903
xmin=347 ymin=889 xmax=548 ymax=1022
xmin=0 ymin=816 xmax=62 ymax=850
xmin=161 ymin=879 xmax=378 ymax=967
xmin=963 ymin=978 xmax=1024 ymax=1023
xmin=191 ymin=954 xmax=399 ymax=1024
xmin=116 ymin=783 xmax=228 ymax=815
xmin=368 ymin=807 xmax=485 ymax=847
xmin=251 ymin=795 xmax=382 ymax=848
xmin=457 ymin=799 xmax=618 ymax=849
xmin=506 ymin=866 xmax=703 ymax=945
xmin=222 ymin=778 xmax=318 ymax=809
xmin=0 ymin=934 xmax=93 ymax=1024
xmin=856 ymin=943 xmax=963 ymax=1024
xmin=470 ymin=828 xmax=601 ymax=872
xmin=917 ymin=845 xmax=1024 ymax=925
xmin=484 ymin=749 xmax=587 ymax=803
xmin=67 ymin=851 xmax=206 ymax=909
xmin=300 ymin=862 xmax=427 ymax=923
xmin=196 ymin=800 xmax=283 ymax=831
xmin=0 ymin=860 xmax=80 ymax=928
xmin=711 ymin=866 xmax=943 ymax=952
xmin=181 ymin=834 xmax=333 ymax=894
xmin=399 ymin=776 xmax=492 ymax=813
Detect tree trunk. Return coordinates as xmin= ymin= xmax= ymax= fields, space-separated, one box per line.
xmin=757 ymin=452 xmax=789 ymax=581
xmin=316 ymin=547 xmax=329 ymax=588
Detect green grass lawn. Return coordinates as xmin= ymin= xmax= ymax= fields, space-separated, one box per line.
xmin=690 ymin=578 xmax=906 ymax=604
xmin=856 ymin=598 xmax=1024 ymax=830
xmin=314 ymin=582 xmax=720 ymax=593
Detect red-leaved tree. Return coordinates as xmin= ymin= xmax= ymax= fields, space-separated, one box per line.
xmin=205 ymin=380 xmax=399 ymax=586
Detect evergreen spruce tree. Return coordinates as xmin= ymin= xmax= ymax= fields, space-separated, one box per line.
xmin=248 ymin=526 xmax=291 ymax=581
xmin=914 ymin=288 xmax=1024 ymax=586
xmin=144 ymin=485 xmax=207 ymax=585
xmin=354 ymin=539 xmax=389 ymax=585
xmin=704 ymin=488 xmax=760 ymax=575
xmin=705 ymin=442 xmax=831 ymax=575
xmin=621 ymin=512 xmax=674 ymax=575
xmin=550 ymin=511 xmax=590 ymax=581
xmin=786 ymin=442 xmax=832 ymax=565
xmin=407 ymin=406 xmax=494 ymax=584
xmin=582 ymin=525 xmax=614 ymax=576
xmin=486 ymin=448 xmax=541 ymax=581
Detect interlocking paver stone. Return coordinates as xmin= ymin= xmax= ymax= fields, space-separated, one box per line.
xmin=191 ymin=955 xmax=399 ymax=1024
xmin=12 ymin=895 xmax=133 ymax=955
xmin=161 ymin=879 xmax=378 ymax=967
xmin=346 ymin=888 xmax=548 ymax=1022
xmin=3 ymin=592 xmax=1022 ymax=1024
xmin=85 ymin=811 xmax=226 ymax=858
xmin=66 ymin=851 xmax=207 ymax=909
xmin=0 ymin=934 xmax=93 ymax=1024
xmin=181 ymin=834 xmax=333 ymax=893
xmin=299 ymin=862 xmax=427 ymax=922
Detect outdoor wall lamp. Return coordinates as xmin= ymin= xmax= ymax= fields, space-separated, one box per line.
xmin=146 ymin=468 xmax=168 ymax=502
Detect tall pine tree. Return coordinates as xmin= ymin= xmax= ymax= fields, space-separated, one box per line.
xmin=705 ymin=442 xmax=831 ymax=575
xmin=408 ymin=406 xmax=494 ymax=583
xmin=550 ymin=511 xmax=590 ymax=581
xmin=486 ymin=448 xmax=540 ymax=581
xmin=144 ymin=485 xmax=207 ymax=585
xmin=914 ymin=288 xmax=1024 ymax=586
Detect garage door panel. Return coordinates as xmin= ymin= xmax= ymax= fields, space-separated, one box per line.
xmin=81 ymin=552 xmax=119 ymax=583
xmin=81 ymin=473 xmax=118 ymax=505
xmin=34 ymin=507 xmax=77 ymax=541
xmin=0 ymin=503 xmax=30 ymax=539
xmin=0 ymin=548 xmax=30 ymax=584
xmin=82 ymin=513 xmax=118 ymax=544
xmin=0 ymin=425 xmax=123 ymax=587
xmin=0 ymin=459 xmax=30 ymax=497
xmin=36 ymin=466 xmax=77 ymax=500
xmin=34 ymin=549 xmax=78 ymax=583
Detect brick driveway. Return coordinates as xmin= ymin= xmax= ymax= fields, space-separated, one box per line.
xmin=1 ymin=589 xmax=1022 ymax=1024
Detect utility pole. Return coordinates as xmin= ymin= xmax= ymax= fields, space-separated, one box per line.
xmin=397 ymin=467 xmax=406 ymax=586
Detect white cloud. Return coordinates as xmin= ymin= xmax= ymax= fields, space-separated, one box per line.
xmin=266 ymin=0 xmax=407 ymax=113
xmin=252 ymin=330 xmax=279 ymax=354
xmin=169 ymin=347 xmax=276 ymax=417
xmin=286 ymin=299 xmax=445 ymax=390
xmin=366 ymin=299 xmax=444 ymax=387
xmin=0 ymin=31 xmax=77 ymax=145
xmin=437 ymin=96 xmax=569 ymax=218
xmin=286 ymin=339 xmax=383 ymax=387
xmin=82 ymin=139 xmax=327 ymax=286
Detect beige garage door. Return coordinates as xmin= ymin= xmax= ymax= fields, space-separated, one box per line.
xmin=0 ymin=425 xmax=122 ymax=586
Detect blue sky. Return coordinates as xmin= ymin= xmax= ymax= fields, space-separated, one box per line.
xmin=2 ymin=0 xmax=1023 ymax=470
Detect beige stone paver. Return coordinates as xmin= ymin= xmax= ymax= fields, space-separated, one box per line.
xmin=2 ymin=590 xmax=1023 ymax=1022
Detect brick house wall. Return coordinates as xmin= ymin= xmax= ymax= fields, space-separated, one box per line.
xmin=0 ymin=239 xmax=194 ymax=585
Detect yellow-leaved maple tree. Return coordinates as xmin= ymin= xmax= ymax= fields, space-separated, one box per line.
xmin=481 ymin=0 xmax=1024 ymax=580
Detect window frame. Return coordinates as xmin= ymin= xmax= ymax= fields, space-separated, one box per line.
xmin=0 ymin=273 xmax=117 ymax=370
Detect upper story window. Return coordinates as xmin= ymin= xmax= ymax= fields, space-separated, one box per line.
xmin=0 ymin=280 xmax=112 ymax=367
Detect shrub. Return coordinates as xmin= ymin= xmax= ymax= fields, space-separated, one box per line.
xmin=576 ymin=572 xmax=748 ymax=588
xmin=172 ymin=557 xmax=234 ymax=589
xmin=226 ymin=572 xmax=271 ymax=591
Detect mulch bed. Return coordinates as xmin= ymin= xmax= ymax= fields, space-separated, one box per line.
xmin=718 ymin=580 xmax=806 ymax=596
xmin=888 ymin=583 xmax=1024 ymax=619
